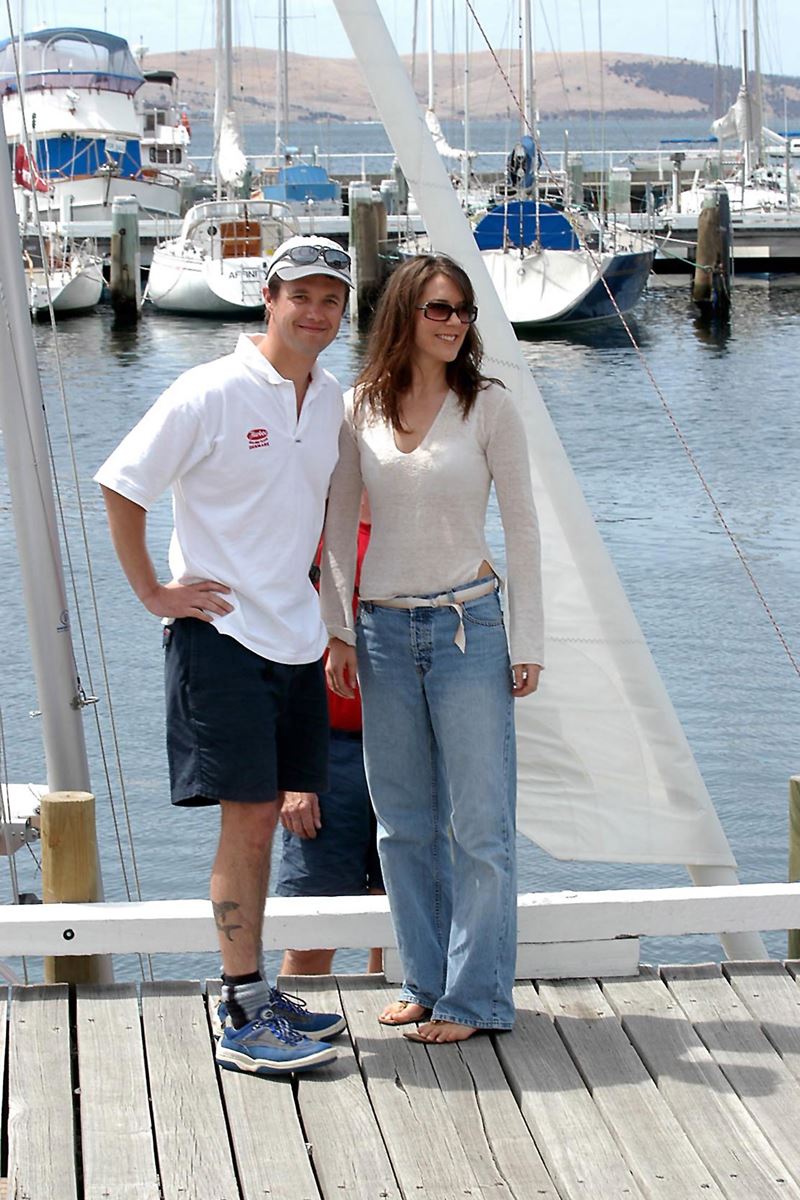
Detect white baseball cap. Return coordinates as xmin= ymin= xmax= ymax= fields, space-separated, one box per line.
xmin=266 ymin=235 xmax=352 ymax=287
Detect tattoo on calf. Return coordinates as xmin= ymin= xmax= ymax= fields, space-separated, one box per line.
xmin=213 ymin=900 xmax=244 ymax=942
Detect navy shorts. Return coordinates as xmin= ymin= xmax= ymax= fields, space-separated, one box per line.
xmin=164 ymin=618 xmax=329 ymax=807
xmin=276 ymin=731 xmax=384 ymax=896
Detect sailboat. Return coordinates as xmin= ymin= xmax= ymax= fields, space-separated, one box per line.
xmin=476 ymin=0 xmax=654 ymax=328
xmin=26 ymin=236 xmax=104 ymax=318
xmin=146 ymin=0 xmax=298 ymax=315
xmin=644 ymin=0 xmax=800 ymax=275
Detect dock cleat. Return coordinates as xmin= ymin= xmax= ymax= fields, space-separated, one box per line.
xmin=216 ymin=1011 xmax=336 ymax=1076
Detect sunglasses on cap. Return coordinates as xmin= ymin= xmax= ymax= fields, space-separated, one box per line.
xmin=416 ymin=300 xmax=478 ymax=325
xmin=272 ymin=244 xmax=352 ymax=271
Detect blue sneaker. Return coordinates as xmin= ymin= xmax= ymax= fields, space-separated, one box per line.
xmin=217 ymin=989 xmax=346 ymax=1042
xmin=216 ymin=1011 xmax=336 ymax=1076
xmin=268 ymin=988 xmax=346 ymax=1041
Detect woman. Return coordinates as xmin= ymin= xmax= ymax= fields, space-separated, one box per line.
xmin=321 ymin=254 xmax=543 ymax=1043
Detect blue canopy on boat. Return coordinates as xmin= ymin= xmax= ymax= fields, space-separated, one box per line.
xmin=473 ymin=201 xmax=580 ymax=252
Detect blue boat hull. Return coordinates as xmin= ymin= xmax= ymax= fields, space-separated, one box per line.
xmin=560 ymin=249 xmax=655 ymax=325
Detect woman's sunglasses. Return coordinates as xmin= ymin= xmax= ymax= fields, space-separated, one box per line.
xmin=416 ymin=300 xmax=478 ymax=325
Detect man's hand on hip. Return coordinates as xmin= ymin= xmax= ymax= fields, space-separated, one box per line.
xmin=279 ymin=791 xmax=322 ymax=839
xmin=141 ymin=580 xmax=234 ymax=621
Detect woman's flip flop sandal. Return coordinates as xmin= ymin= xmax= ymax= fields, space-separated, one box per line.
xmin=377 ymin=1000 xmax=432 ymax=1026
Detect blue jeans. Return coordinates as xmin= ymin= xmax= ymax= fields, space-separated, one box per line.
xmin=356 ymin=579 xmax=517 ymax=1029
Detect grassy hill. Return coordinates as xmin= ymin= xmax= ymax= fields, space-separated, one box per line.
xmin=144 ymin=47 xmax=800 ymax=124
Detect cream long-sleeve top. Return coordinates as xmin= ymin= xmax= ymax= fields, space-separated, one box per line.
xmin=320 ymin=381 xmax=544 ymax=666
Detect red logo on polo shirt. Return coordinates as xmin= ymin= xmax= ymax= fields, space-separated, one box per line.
xmin=246 ymin=427 xmax=270 ymax=448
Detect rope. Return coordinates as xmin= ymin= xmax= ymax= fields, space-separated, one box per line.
xmin=465 ymin=0 xmax=799 ymax=682
xmin=5 ymin=4 xmax=154 ymax=978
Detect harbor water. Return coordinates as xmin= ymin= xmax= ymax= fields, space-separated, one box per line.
xmin=1 ymin=112 xmax=798 ymax=977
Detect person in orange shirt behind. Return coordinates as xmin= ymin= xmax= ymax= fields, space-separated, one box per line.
xmin=277 ymin=494 xmax=384 ymax=974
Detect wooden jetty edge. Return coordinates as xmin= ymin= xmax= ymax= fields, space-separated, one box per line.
xmin=5 ymin=962 xmax=800 ymax=1199
xmin=2 ymin=884 xmax=800 ymax=1195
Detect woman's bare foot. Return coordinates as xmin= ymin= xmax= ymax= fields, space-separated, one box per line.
xmin=377 ymin=1000 xmax=432 ymax=1026
xmin=403 ymin=1020 xmax=478 ymax=1043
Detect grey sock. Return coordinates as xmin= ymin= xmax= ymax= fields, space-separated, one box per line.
xmin=221 ymin=976 xmax=271 ymax=1029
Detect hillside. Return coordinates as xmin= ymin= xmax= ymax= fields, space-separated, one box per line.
xmin=144 ymin=47 xmax=800 ymax=124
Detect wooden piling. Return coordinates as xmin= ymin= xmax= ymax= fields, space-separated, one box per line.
xmin=348 ymin=182 xmax=388 ymax=331
xmin=789 ymin=777 xmax=800 ymax=958
xmin=41 ymin=791 xmax=111 ymax=983
xmin=110 ymin=195 xmax=142 ymax=324
xmin=692 ymin=188 xmax=731 ymax=316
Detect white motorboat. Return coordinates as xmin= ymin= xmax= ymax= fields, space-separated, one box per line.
xmin=146 ymin=199 xmax=297 ymax=315
xmin=1 ymin=27 xmax=184 ymax=229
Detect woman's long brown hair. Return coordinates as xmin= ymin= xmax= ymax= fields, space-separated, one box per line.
xmin=354 ymin=254 xmax=495 ymax=431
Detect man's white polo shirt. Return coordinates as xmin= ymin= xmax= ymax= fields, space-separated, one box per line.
xmin=95 ymin=334 xmax=344 ymax=664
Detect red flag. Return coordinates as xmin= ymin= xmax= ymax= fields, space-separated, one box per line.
xmin=14 ymin=143 xmax=49 ymax=194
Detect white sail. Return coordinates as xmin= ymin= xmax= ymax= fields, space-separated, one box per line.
xmin=216 ymin=110 xmax=248 ymax=186
xmin=332 ymin=0 xmax=736 ymax=872
xmin=424 ymin=107 xmax=471 ymax=164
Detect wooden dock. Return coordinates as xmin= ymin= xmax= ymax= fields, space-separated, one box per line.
xmin=6 ymin=961 xmax=800 ymax=1198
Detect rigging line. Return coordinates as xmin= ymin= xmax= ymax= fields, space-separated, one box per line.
xmin=0 ymin=710 xmax=29 ymax=984
xmin=5 ymin=7 xmax=153 ymax=978
xmin=537 ymin=0 xmax=573 ymax=117
xmin=465 ymin=0 xmax=800 ymax=682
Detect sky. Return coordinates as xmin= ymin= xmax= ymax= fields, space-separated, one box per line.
xmin=1 ymin=1 xmax=798 ymax=78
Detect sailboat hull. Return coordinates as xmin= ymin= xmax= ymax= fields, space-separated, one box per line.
xmin=480 ymin=244 xmax=654 ymax=328
xmin=147 ymin=252 xmax=268 ymax=315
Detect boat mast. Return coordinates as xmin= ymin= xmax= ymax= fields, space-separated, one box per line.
xmin=752 ymin=0 xmax=764 ymax=167
xmin=427 ymin=0 xmax=434 ymax=112
xmin=739 ymin=0 xmax=752 ymax=184
xmin=274 ymin=0 xmax=289 ymax=162
xmin=0 ymin=103 xmax=92 ymax=794
xmin=462 ymin=4 xmax=470 ymax=209
xmin=521 ymin=0 xmax=540 ymax=240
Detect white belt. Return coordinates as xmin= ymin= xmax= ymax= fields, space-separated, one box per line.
xmin=367 ymin=578 xmax=497 ymax=653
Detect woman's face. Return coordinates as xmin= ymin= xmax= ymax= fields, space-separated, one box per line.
xmin=411 ymin=272 xmax=471 ymax=368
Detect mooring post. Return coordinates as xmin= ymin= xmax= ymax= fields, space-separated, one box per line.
xmin=692 ymin=187 xmax=731 ymax=316
xmin=789 ymin=777 xmax=800 ymax=958
xmin=41 ymin=790 xmax=112 ymax=983
xmin=110 ymin=195 xmax=142 ymax=324
xmin=349 ymin=182 xmax=387 ymax=331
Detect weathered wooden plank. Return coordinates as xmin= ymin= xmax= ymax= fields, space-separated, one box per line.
xmin=664 ymin=964 xmax=800 ymax=1185
xmin=538 ymin=977 xmax=723 ymax=1199
xmin=140 ymin=980 xmax=239 ymax=1200
xmin=283 ymin=975 xmax=402 ymax=1199
xmin=204 ymin=980 xmax=322 ymax=1200
xmin=728 ymin=961 xmax=800 ymax=1080
xmin=338 ymin=976 xmax=494 ymax=1198
xmin=7 ymin=984 xmax=78 ymax=1199
xmin=76 ymin=982 xmax=161 ymax=1200
xmin=603 ymin=968 xmax=800 ymax=1200
xmin=494 ymin=981 xmax=646 ymax=1200
xmin=427 ymin=1027 xmax=558 ymax=1198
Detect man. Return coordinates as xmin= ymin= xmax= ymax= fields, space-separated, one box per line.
xmin=95 ymin=236 xmax=352 ymax=1077
xmin=277 ymin=495 xmax=385 ymax=975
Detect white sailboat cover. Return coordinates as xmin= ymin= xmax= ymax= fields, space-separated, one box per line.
xmin=711 ymin=87 xmax=762 ymax=161
xmin=424 ymin=108 xmax=472 ymax=165
xmin=333 ymin=0 xmax=736 ymax=869
xmin=216 ymin=111 xmax=248 ymax=185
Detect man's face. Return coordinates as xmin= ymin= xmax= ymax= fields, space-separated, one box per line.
xmin=263 ymin=275 xmax=348 ymax=359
